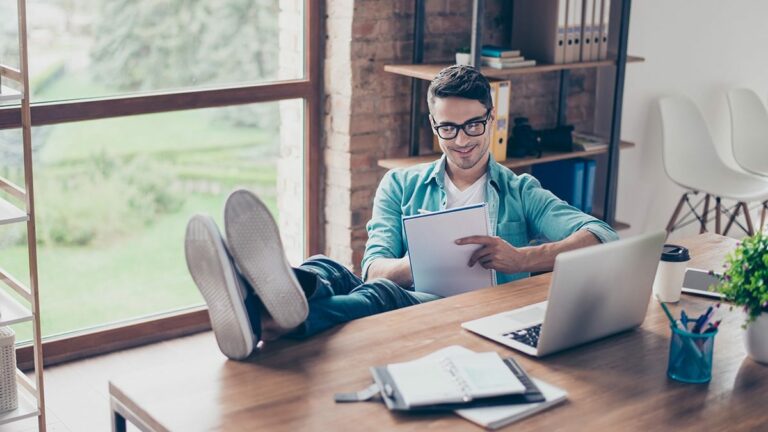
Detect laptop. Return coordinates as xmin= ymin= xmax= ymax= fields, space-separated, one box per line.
xmin=461 ymin=231 xmax=666 ymax=357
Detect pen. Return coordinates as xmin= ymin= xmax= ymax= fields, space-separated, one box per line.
xmin=658 ymin=299 xmax=710 ymax=370
xmin=692 ymin=306 xmax=714 ymax=334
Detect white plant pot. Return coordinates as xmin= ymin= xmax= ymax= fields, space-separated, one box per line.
xmin=745 ymin=312 xmax=768 ymax=364
xmin=455 ymin=52 xmax=471 ymax=66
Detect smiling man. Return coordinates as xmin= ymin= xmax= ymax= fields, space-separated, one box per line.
xmin=364 ymin=64 xmax=618 ymax=287
xmin=184 ymin=65 xmax=619 ymax=361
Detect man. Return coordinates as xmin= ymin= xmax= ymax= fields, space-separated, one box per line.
xmin=185 ymin=65 xmax=618 ymax=360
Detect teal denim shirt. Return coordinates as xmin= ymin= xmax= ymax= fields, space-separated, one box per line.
xmin=362 ymin=154 xmax=619 ymax=285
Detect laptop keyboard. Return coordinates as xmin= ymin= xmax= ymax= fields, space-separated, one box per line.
xmin=503 ymin=324 xmax=542 ymax=348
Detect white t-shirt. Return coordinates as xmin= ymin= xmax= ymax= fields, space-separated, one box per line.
xmin=444 ymin=173 xmax=487 ymax=209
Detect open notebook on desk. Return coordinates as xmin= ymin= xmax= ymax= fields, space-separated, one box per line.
xmin=370 ymin=347 xmax=545 ymax=412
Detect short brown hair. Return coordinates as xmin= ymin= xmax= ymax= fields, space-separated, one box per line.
xmin=427 ymin=65 xmax=493 ymax=113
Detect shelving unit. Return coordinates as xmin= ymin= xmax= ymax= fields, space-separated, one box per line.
xmin=388 ymin=0 xmax=637 ymax=231
xmin=0 ymin=0 xmax=47 ymax=430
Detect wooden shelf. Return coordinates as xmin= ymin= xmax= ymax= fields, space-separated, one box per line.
xmin=384 ymin=56 xmax=645 ymax=81
xmin=0 ymin=288 xmax=32 ymax=326
xmin=0 ymin=85 xmax=22 ymax=103
xmin=0 ymin=197 xmax=27 ymax=225
xmin=0 ymin=375 xmax=39 ymax=425
xmin=378 ymin=141 xmax=634 ymax=170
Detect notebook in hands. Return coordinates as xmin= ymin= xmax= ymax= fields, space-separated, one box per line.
xmin=462 ymin=231 xmax=666 ymax=357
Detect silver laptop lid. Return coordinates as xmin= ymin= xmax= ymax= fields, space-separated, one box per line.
xmin=535 ymin=231 xmax=666 ymax=356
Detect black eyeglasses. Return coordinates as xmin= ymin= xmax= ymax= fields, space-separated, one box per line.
xmin=431 ymin=110 xmax=491 ymax=140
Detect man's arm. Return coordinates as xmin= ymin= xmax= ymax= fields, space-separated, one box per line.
xmin=456 ymin=229 xmax=600 ymax=274
xmin=361 ymin=170 xmax=412 ymax=286
xmin=365 ymin=256 xmax=413 ymax=287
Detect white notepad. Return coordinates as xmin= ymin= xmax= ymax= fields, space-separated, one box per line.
xmin=455 ymin=378 xmax=568 ymax=429
xmin=386 ymin=351 xmax=526 ymax=408
xmin=403 ymin=203 xmax=495 ymax=297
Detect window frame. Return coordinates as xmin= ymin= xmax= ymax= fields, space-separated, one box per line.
xmin=4 ymin=0 xmax=323 ymax=367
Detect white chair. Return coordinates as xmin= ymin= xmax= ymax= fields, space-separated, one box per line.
xmin=727 ymin=88 xmax=768 ymax=229
xmin=658 ymin=96 xmax=768 ymax=235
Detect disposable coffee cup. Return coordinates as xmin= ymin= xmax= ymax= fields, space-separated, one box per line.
xmin=652 ymin=244 xmax=690 ymax=303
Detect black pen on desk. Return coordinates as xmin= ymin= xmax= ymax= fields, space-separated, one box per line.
xmin=692 ymin=306 xmax=714 ymax=333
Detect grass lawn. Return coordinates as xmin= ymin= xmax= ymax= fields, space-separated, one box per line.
xmin=3 ymin=72 xmax=290 ymax=341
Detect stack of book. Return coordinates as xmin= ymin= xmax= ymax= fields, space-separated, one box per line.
xmin=480 ymin=45 xmax=537 ymax=70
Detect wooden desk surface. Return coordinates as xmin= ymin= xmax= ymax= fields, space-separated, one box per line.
xmin=110 ymin=233 xmax=768 ymax=432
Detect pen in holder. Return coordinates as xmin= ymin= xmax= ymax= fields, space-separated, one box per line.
xmin=667 ymin=321 xmax=717 ymax=384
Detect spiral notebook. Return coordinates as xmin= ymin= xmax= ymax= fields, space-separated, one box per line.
xmin=369 ymin=350 xmax=544 ymax=411
xmin=403 ymin=203 xmax=495 ymax=297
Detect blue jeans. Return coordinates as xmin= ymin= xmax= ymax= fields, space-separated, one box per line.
xmin=288 ymin=255 xmax=441 ymax=338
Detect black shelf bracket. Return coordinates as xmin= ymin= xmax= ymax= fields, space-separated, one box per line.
xmin=408 ymin=0 xmax=426 ymax=157
xmin=603 ymin=0 xmax=632 ymax=226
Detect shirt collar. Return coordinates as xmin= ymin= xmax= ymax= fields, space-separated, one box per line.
xmin=426 ymin=153 xmax=502 ymax=191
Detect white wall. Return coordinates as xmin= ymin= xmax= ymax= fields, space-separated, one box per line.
xmin=610 ymin=0 xmax=768 ymax=239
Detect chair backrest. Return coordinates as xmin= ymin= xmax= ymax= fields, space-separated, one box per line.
xmin=727 ymin=88 xmax=768 ymax=176
xmin=658 ymin=96 xmax=731 ymax=191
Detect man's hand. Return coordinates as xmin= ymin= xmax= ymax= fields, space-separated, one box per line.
xmin=455 ymin=236 xmax=527 ymax=274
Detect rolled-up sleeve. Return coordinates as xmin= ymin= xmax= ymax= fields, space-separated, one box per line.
xmin=519 ymin=174 xmax=618 ymax=244
xmin=361 ymin=170 xmax=406 ymax=280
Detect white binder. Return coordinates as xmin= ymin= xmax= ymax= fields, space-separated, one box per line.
xmin=511 ymin=0 xmax=567 ymax=65
xmin=581 ymin=0 xmax=596 ymax=62
xmin=565 ymin=0 xmax=583 ymax=63
xmin=598 ymin=0 xmax=611 ymax=59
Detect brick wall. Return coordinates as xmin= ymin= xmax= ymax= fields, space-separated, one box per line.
xmin=323 ymin=0 xmax=597 ymax=273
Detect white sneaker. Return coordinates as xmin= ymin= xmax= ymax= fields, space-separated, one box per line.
xmin=224 ymin=189 xmax=309 ymax=330
xmin=185 ymin=214 xmax=259 ymax=360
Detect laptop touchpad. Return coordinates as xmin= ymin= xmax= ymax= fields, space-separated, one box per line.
xmin=502 ymin=305 xmax=545 ymax=326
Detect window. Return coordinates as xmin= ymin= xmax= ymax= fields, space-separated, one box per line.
xmin=1 ymin=0 xmax=321 ymax=361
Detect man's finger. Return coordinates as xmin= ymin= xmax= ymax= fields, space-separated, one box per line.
xmin=468 ymin=247 xmax=492 ymax=267
xmin=455 ymin=235 xmax=496 ymax=246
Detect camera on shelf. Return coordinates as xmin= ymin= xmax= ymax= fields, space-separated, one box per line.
xmin=508 ymin=117 xmax=574 ymax=158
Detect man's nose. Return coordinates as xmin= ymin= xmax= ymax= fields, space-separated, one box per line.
xmin=454 ymin=129 xmax=472 ymax=145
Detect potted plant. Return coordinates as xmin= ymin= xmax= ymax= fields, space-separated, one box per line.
xmin=455 ymin=47 xmax=471 ymax=66
xmin=717 ymin=230 xmax=768 ymax=364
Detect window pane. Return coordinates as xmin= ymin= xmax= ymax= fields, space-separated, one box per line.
xmin=0 ymin=0 xmax=305 ymax=102
xmin=1 ymin=99 xmax=305 ymax=341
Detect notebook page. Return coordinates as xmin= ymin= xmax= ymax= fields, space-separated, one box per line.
xmin=450 ymin=352 xmax=526 ymax=398
xmin=403 ymin=203 xmax=494 ymax=297
xmin=387 ymin=359 xmax=463 ymax=407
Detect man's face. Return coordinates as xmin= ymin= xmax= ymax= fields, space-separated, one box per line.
xmin=430 ymin=97 xmax=493 ymax=172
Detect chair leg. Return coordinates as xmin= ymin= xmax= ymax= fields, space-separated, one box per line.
xmin=723 ymin=202 xmax=742 ymax=236
xmin=666 ymin=194 xmax=688 ymax=234
xmin=715 ymin=197 xmax=721 ymax=234
xmin=742 ymin=202 xmax=755 ymax=236
xmin=700 ymin=194 xmax=710 ymax=233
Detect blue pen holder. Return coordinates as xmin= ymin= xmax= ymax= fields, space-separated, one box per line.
xmin=667 ymin=322 xmax=717 ymax=383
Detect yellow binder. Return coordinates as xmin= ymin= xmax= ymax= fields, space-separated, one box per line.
xmin=489 ymin=80 xmax=511 ymax=162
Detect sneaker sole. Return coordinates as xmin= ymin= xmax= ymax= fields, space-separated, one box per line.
xmin=224 ymin=189 xmax=309 ymax=329
xmin=185 ymin=215 xmax=256 ymax=360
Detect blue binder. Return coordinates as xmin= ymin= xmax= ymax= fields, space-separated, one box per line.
xmin=582 ymin=159 xmax=596 ymax=214
xmin=531 ymin=159 xmax=585 ymax=209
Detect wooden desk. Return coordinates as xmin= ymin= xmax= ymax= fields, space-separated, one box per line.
xmin=110 ymin=233 xmax=767 ymax=431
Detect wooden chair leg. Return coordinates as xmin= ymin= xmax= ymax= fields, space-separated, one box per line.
xmin=742 ymin=202 xmax=755 ymax=236
xmin=666 ymin=194 xmax=688 ymax=234
xmin=715 ymin=197 xmax=722 ymax=234
xmin=723 ymin=202 xmax=742 ymax=236
xmin=700 ymin=194 xmax=710 ymax=233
